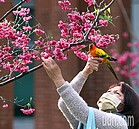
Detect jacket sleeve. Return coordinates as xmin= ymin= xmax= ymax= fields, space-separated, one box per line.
xmin=57 ymin=72 xmax=88 ymax=129
xmin=57 ymin=82 xmax=128 ymax=129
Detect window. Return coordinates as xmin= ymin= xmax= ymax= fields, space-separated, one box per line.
xmin=13 ymin=0 xmax=35 ymax=129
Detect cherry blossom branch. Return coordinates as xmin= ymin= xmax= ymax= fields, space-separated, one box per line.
xmin=0 ymin=95 xmax=25 ymax=108
xmin=0 ymin=0 xmax=116 ymax=86
xmin=0 ymin=95 xmax=35 ymax=115
xmin=0 ymin=63 xmax=42 ymax=86
xmin=0 ymin=0 xmax=26 ymax=22
xmin=85 ymin=0 xmax=115 ymax=40
xmin=100 ymin=0 xmax=115 ymax=13
xmin=0 ymin=39 xmax=93 ymax=87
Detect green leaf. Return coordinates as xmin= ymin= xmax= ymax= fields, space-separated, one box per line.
xmin=107 ymin=8 xmax=111 ymax=14
xmin=93 ymin=9 xmax=99 ymax=14
xmin=30 ymin=97 xmax=32 ymax=102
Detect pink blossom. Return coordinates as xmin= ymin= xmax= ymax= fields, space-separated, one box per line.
xmin=0 ymin=0 xmax=5 ymax=2
xmin=58 ymin=21 xmax=70 ymax=38
xmin=133 ymin=41 xmax=139 ymax=48
xmin=73 ymin=32 xmax=83 ymax=39
xmin=69 ymin=22 xmax=83 ymax=37
xmin=19 ymin=66 xmax=29 ymax=73
xmin=58 ymin=0 xmax=71 ymax=11
xmin=13 ymin=8 xmax=30 ymax=17
xmin=74 ymin=50 xmax=88 ymax=61
xmin=23 ymin=26 xmax=32 ymax=31
xmin=34 ymin=29 xmax=45 ymax=35
xmin=122 ymin=32 xmax=129 ymax=39
xmin=53 ymin=47 xmax=67 ymax=61
xmin=20 ymin=108 xmax=35 ymax=115
xmin=68 ymin=12 xmax=81 ymax=22
xmin=0 ymin=21 xmax=15 ymax=39
xmin=31 ymin=52 xmax=40 ymax=60
xmin=129 ymin=70 xmax=138 ymax=78
xmin=120 ymin=70 xmax=128 ymax=77
xmin=34 ymin=40 xmax=43 ymax=45
xmin=57 ymin=38 xmax=69 ymax=49
xmin=127 ymin=42 xmax=132 ymax=47
xmin=96 ymin=34 xmax=115 ymax=48
xmin=123 ymin=65 xmax=128 ymax=70
xmin=68 ymin=12 xmax=82 ymax=22
xmin=25 ymin=0 xmax=31 ymax=2
xmin=115 ymin=67 xmax=120 ymax=72
xmin=47 ymin=40 xmax=57 ymax=46
xmin=3 ymin=47 xmax=11 ymax=51
xmin=84 ymin=0 xmax=96 ymax=7
xmin=12 ymin=34 xmax=31 ymax=48
xmin=3 ymin=104 xmax=8 ymax=108
xmin=99 ymin=20 xmax=108 ymax=27
xmin=130 ymin=62 xmax=137 ymax=68
xmin=58 ymin=21 xmax=68 ymax=29
xmin=118 ymin=52 xmax=129 ymax=64
xmin=85 ymin=13 xmax=95 ymax=20
xmin=23 ymin=16 xmax=32 ymax=21
xmin=71 ymin=45 xmax=85 ymax=51
xmin=41 ymin=52 xmax=52 ymax=59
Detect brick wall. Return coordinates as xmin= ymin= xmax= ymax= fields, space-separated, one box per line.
xmin=0 ymin=83 xmax=13 ymax=129
xmin=0 ymin=1 xmax=13 ymax=129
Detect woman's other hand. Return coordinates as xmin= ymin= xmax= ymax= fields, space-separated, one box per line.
xmin=81 ymin=57 xmax=102 ymax=78
xmin=42 ymin=57 xmax=65 ymax=88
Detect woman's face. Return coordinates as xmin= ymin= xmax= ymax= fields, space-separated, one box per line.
xmin=107 ymin=82 xmax=124 ymax=103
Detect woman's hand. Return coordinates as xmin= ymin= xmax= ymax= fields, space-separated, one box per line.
xmin=81 ymin=57 xmax=102 ymax=78
xmin=42 ymin=57 xmax=65 ymax=88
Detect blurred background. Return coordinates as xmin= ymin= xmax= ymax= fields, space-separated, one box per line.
xmin=0 ymin=0 xmax=139 ymax=129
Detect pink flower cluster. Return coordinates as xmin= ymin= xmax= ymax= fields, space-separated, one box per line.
xmin=99 ymin=20 xmax=108 ymax=27
xmin=116 ymin=50 xmax=139 ymax=78
xmin=57 ymin=0 xmax=118 ymax=60
xmin=20 ymin=108 xmax=35 ymax=115
xmin=0 ymin=7 xmax=49 ymax=73
xmin=58 ymin=0 xmax=71 ymax=11
xmin=84 ymin=0 xmax=96 ymax=7
xmin=96 ymin=34 xmax=116 ymax=48
xmin=0 ymin=21 xmax=16 ymax=39
xmin=3 ymin=104 xmax=8 ymax=108
xmin=111 ymin=32 xmax=139 ymax=86
xmin=34 ymin=28 xmax=45 ymax=35
xmin=13 ymin=8 xmax=30 ymax=17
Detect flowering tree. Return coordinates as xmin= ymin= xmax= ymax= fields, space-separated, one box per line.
xmin=0 ymin=0 xmax=124 ymax=114
xmin=0 ymin=0 xmax=118 ymax=85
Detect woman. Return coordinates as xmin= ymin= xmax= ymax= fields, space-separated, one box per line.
xmin=41 ymin=57 xmax=139 ymax=129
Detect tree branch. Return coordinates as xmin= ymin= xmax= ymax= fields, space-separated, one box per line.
xmin=85 ymin=0 xmax=115 ymax=40
xmin=0 ymin=39 xmax=93 ymax=87
xmin=0 ymin=0 xmax=26 ymax=22
xmin=0 ymin=63 xmax=42 ymax=87
xmin=0 ymin=0 xmax=116 ymax=87
xmin=100 ymin=0 xmax=115 ymax=13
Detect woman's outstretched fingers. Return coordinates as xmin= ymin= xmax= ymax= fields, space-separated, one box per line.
xmin=41 ymin=57 xmax=66 ymax=88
